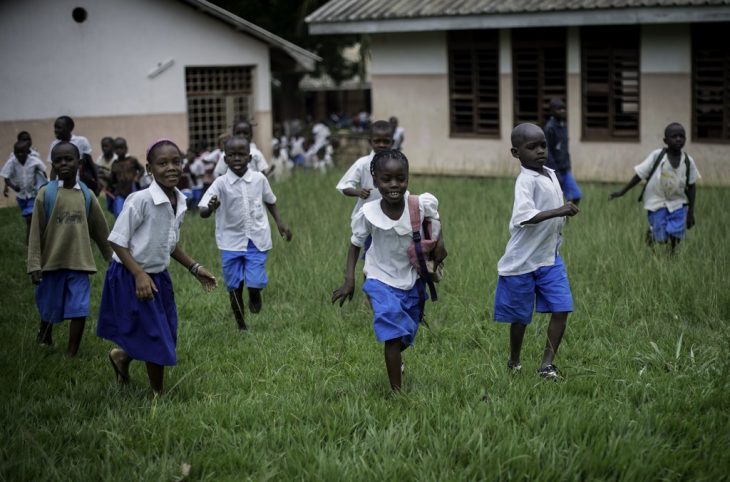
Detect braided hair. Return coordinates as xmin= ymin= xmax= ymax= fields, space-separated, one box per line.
xmin=369 ymin=149 xmax=409 ymax=178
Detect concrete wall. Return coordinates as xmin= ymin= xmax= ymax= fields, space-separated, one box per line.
xmin=369 ymin=25 xmax=730 ymax=185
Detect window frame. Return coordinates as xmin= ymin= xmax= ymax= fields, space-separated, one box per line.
xmin=691 ymin=23 xmax=730 ymax=144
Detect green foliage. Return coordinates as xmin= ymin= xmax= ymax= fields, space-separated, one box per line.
xmin=1 ymin=171 xmax=729 ymax=480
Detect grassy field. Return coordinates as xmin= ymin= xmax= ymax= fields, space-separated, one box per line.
xmin=1 ymin=169 xmax=729 ymax=481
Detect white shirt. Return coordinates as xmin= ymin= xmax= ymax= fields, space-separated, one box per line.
xmin=635 ymin=148 xmax=700 ymax=213
xmin=393 ymin=126 xmax=405 ymax=149
xmin=198 ymin=168 xmax=277 ymax=251
xmin=48 ymin=135 xmax=92 ymax=163
xmin=351 ymin=192 xmax=439 ymax=290
xmin=497 ymin=166 xmax=565 ymax=276
xmin=108 ymin=180 xmax=188 ymax=273
xmin=1 ymin=154 xmax=47 ymax=199
xmin=213 ymin=143 xmax=269 ymax=177
xmin=336 ymin=152 xmax=381 ymax=218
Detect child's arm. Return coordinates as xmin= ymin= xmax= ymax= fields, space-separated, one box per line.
xmin=609 ymin=175 xmax=641 ymax=200
xmin=170 ymin=245 xmax=217 ymax=291
xmin=27 ymin=194 xmax=45 ymax=284
xmin=265 ymin=202 xmax=292 ymax=241
xmin=331 ymin=243 xmax=361 ymax=306
xmin=687 ymin=183 xmax=696 ymax=229
xmin=2 ymin=177 xmax=17 ymax=196
xmin=199 ymin=195 xmax=219 ymax=218
xmin=88 ymin=197 xmax=113 ymax=262
xmin=520 ymin=203 xmax=579 ymax=225
xmin=342 ymin=187 xmax=371 ymax=199
xmin=111 ymin=242 xmax=159 ymax=300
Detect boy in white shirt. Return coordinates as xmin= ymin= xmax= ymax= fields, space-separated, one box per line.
xmin=200 ymin=137 xmax=292 ymax=331
xmin=2 ymin=140 xmax=47 ymax=242
xmin=610 ymin=122 xmax=699 ymax=253
xmin=494 ymin=123 xmax=579 ymax=380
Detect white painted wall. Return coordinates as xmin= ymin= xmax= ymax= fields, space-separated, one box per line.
xmin=370 ymin=31 xmax=447 ymax=75
xmin=0 ymin=0 xmax=271 ymax=121
xmin=641 ymin=23 xmax=691 ymax=73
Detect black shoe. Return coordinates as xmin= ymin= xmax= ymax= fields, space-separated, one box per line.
xmin=537 ymin=364 xmax=560 ymax=381
xmin=248 ymin=288 xmax=262 ymax=314
xmin=507 ymin=360 xmax=522 ymax=373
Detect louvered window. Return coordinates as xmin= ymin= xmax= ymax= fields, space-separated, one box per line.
xmin=513 ymin=28 xmax=567 ymax=126
xmin=448 ymin=30 xmax=500 ymax=137
xmin=581 ymin=26 xmax=640 ymax=140
xmin=692 ymin=23 xmax=730 ymax=142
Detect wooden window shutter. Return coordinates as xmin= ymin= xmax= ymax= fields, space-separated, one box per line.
xmin=692 ymin=23 xmax=730 ymax=142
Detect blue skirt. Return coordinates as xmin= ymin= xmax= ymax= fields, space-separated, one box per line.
xmin=97 ymin=261 xmax=178 ymax=366
xmin=363 ymin=278 xmax=424 ymax=347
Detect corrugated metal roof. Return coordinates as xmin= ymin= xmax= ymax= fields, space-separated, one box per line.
xmin=307 ymin=0 xmax=730 ymax=23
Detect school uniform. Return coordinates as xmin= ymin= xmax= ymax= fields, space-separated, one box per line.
xmin=213 ymin=143 xmax=270 ymax=178
xmin=27 ymin=182 xmax=112 ymax=323
xmin=635 ymin=149 xmax=700 ymax=242
xmin=97 ymin=180 xmax=187 ymax=366
xmin=48 ymin=135 xmax=92 ymax=163
xmin=494 ymin=166 xmax=573 ymax=325
xmin=199 ymin=169 xmax=276 ymax=291
xmin=393 ymin=126 xmax=405 ymax=150
xmin=544 ymin=116 xmax=582 ymax=202
xmin=351 ymin=193 xmax=439 ymax=346
xmin=1 ymin=154 xmax=47 ymax=216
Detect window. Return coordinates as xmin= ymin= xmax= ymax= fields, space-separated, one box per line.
xmin=692 ymin=23 xmax=730 ymax=142
xmin=448 ymin=30 xmax=500 ymax=137
xmin=512 ymin=28 xmax=567 ymax=127
xmin=581 ymin=26 xmax=640 ymax=140
xmin=185 ymin=66 xmax=253 ymax=150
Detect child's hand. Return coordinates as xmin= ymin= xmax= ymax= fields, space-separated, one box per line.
xmin=558 ymin=202 xmax=580 ymax=218
xmin=195 ymin=267 xmax=218 ymax=291
xmin=134 ymin=272 xmax=158 ymax=300
xmin=30 ymin=271 xmax=42 ymax=285
xmin=2 ymin=185 xmax=8 ymax=197
xmin=358 ymin=188 xmax=371 ymax=199
xmin=332 ymin=279 xmax=355 ymax=306
xmin=687 ymin=209 xmax=695 ymax=229
xmin=207 ymin=195 xmax=220 ymax=212
xmin=278 ymin=223 xmax=292 ymax=241
xmin=609 ymin=191 xmax=623 ymax=200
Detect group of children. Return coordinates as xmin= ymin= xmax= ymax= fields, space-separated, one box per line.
xmin=9 ymin=107 xmax=699 ymax=395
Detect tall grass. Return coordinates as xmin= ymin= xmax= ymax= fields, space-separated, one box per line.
xmin=1 ymin=170 xmax=728 ymax=481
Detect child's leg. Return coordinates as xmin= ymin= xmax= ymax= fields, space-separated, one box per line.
xmin=541 ymin=312 xmax=568 ymax=369
xmin=37 ymin=320 xmax=53 ymax=345
xmin=145 ymin=362 xmax=165 ymax=394
xmin=384 ymin=339 xmax=403 ymax=391
xmin=66 ymin=317 xmax=85 ymax=357
xmin=229 ymin=284 xmax=246 ymax=330
xmin=510 ymin=322 xmax=527 ymax=365
xmin=243 ymin=242 xmax=268 ymax=314
xmin=108 ymin=347 xmax=131 ymax=384
xmin=25 ymin=215 xmax=32 ymax=244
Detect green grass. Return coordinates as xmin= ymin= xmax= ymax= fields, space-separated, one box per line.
xmin=1 ymin=170 xmax=729 ymax=481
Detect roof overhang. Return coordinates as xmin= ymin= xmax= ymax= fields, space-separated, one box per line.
xmin=180 ymin=0 xmax=321 ymax=71
xmin=308 ymin=6 xmax=730 ymax=35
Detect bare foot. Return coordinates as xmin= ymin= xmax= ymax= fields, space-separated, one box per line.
xmin=108 ymin=348 xmax=131 ymax=384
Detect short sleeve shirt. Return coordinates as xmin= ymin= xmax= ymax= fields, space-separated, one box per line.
xmin=108 ymin=181 xmax=188 ymax=273
xmin=1 ymin=155 xmax=47 ymax=199
xmin=48 ymin=135 xmax=92 ymax=163
xmin=634 ymin=149 xmax=700 ymax=212
xmin=199 ymin=169 xmax=277 ymax=251
xmin=336 ymin=152 xmax=381 ymax=219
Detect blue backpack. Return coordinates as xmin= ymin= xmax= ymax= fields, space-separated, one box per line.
xmin=41 ymin=180 xmax=92 ymax=228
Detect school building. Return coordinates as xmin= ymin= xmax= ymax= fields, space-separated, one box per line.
xmin=307 ymin=1 xmax=730 ymax=185
xmin=0 ymin=0 xmax=319 ymax=168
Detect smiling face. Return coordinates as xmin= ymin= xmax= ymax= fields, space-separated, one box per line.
xmin=224 ymin=137 xmax=251 ymax=177
xmin=511 ymin=124 xmax=547 ymax=172
xmin=374 ymin=156 xmax=409 ymax=207
xmin=51 ymin=143 xmax=80 ymax=182
xmin=664 ymin=124 xmax=686 ymax=152
xmin=147 ymin=143 xmax=183 ymax=189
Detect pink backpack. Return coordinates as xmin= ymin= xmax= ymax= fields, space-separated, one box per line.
xmin=406 ymin=195 xmax=443 ymax=301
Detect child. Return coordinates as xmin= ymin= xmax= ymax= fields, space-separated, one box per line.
xmin=332 ymin=150 xmax=446 ymax=391
xmin=610 ymin=122 xmax=699 ymax=253
xmin=109 ymin=137 xmax=145 ymax=217
xmin=544 ymin=98 xmax=582 ymax=204
xmin=95 ymin=137 xmax=117 ymax=213
xmin=97 ymin=139 xmax=217 ymax=395
xmin=14 ymin=131 xmax=43 ymax=161
xmin=199 ymin=137 xmax=292 ymax=330
xmin=214 ymin=120 xmax=273 ymax=177
xmin=2 ymin=141 xmax=47 ymax=242
xmin=390 ymin=116 xmax=405 ymax=151
xmin=48 ymin=116 xmax=99 ymax=194
xmin=27 ymin=141 xmax=112 ymax=355
xmin=494 ymin=123 xmax=579 ymax=380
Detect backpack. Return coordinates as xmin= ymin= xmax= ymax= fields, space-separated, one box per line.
xmin=406 ymin=195 xmax=444 ymax=303
xmin=41 ymin=180 xmax=92 ymax=228
xmin=637 ymin=148 xmax=691 ymax=202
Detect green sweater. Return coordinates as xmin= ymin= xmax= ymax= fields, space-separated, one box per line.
xmin=27 ymin=184 xmax=113 ymax=273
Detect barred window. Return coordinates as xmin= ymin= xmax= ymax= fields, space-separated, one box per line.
xmin=692 ymin=23 xmax=730 ymax=142
xmin=581 ymin=26 xmax=640 ymax=140
xmin=513 ymin=28 xmax=567 ymax=126
xmin=448 ymin=30 xmax=500 ymax=137
xmin=186 ymin=66 xmax=253 ymax=150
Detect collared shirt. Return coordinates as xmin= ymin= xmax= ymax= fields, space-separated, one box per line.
xmin=351 ymin=192 xmax=439 ymax=290
xmin=108 ymin=180 xmax=188 ymax=273
xmin=213 ymin=143 xmax=270 ymax=177
xmin=336 ymin=151 xmax=381 ymax=218
xmin=1 ymin=154 xmax=47 ymax=199
xmin=497 ymin=166 xmax=566 ymax=276
xmin=48 ymin=135 xmax=92 ymax=163
xmin=635 ymin=148 xmax=700 ymax=213
xmin=198 ymin=168 xmax=277 ymax=251
xmin=544 ymin=116 xmax=571 ymax=173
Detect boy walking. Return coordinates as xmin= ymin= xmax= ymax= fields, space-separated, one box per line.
xmin=2 ymin=140 xmax=47 ymax=242
xmin=544 ymin=98 xmax=582 ymax=204
xmin=493 ymin=123 xmax=579 ymax=380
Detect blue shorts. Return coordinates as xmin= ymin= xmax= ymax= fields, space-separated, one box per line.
xmin=363 ymin=278 xmax=425 ymax=347
xmin=494 ymin=256 xmax=573 ymax=325
xmin=648 ymin=207 xmax=687 ymax=242
xmin=35 ymin=270 xmax=91 ymax=323
xmin=112 ymin=194 xmax=127 ymax=218
xmin=16 ymin=196 xmax=35 ymax=217
xmin=104 ymin=193 xmax=114 ymax=213
xmin=220 ymin=240 xmax=269 ymax=291
xmin=555 ymin=170 xmax=582 ymax=202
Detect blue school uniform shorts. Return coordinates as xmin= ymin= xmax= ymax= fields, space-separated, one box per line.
xmin=220 ymin=240 xmax=269 ymax=291
xmin=17 ymin=196 xmax=35 ymax=217
xmin=35 ymin=269 xmax=91 ymax=323
xmin=555 ymin=170 xmax=582 ymax=202
xmin=97 ymin=261 xmax=178 ymax=366
xmin=647 ymin=206 xmax=687 ymax=242
xmin=363 ymin=278 xmax=424 ymax=347
xmin=494 ymin=255 xmax=573 ymax=325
